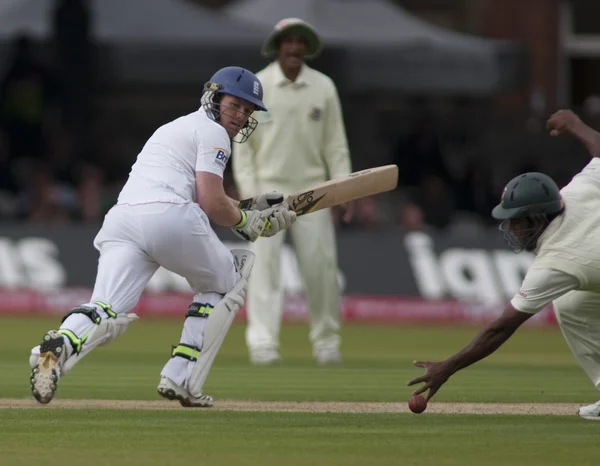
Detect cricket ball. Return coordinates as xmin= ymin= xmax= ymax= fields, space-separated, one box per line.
xmin=408 ymin=394 xmax=427 ymax=414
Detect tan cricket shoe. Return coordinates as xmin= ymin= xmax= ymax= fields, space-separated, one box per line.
xmin=157 ymin=377 xmax=214 ymax=408
xmin=30 ymin=330 xmax=67 ymax=404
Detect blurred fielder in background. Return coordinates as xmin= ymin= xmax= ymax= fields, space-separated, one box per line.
xmin=29 ymin=66 xmax=296 ymax=407
xmin=408 ymin=109 xmax=600 ymax=420
xmin=233 ymin=18 xmax=352 ymax=366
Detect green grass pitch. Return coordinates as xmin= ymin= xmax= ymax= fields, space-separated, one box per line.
xmin=0 ymin=316 xmax=599 ymax=466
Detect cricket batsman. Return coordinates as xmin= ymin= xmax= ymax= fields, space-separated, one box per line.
xmin=232 ymin=18 xmax=353 ymax=365
xmin=29 ymin=66 xmax=297 ymax=407
xmin=408 ymin=109 xmax=600 ymax=420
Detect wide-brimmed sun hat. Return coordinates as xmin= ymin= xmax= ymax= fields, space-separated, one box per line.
xmin=261 ymin=17 xmax=323 ymax=60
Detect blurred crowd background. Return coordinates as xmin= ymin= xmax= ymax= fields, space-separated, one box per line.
xmin=0 ymin=0 xmax=598 ymax=233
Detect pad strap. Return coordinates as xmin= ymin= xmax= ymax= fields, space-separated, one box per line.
xmin=61 ymin=306 xmax=101 ymax=325
xmin=171 ymin=343 xmax=201 ymax=362
xmin=94 ymin=301 xmax=117 ymax=318
xmin=58 ymin=328 xmax=93 ymax=355
xmin=59 ymin=302 xmax=116 ymax=354
xmin=185 ymin=302 xmax=214 ymax=318
xmin=61 ymin=301 xmax=116 ymax=325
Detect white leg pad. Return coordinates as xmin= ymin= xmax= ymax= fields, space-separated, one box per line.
xmin=29 ymin=313 xmax=139 ymax=375
xmin=187 ymin=249 xmax=254 ymax=397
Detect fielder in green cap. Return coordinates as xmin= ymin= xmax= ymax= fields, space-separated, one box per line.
xmin=261 ymin=17 xmax=323 ymax=61
xmin=233 ymin=18 xmax=353 ymax=367
xmin=408 ymin=108 xmax=600 ymax=421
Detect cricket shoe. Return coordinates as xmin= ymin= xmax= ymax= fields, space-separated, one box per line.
xmin=249 ymin=348 xmax=282 ymax=366
xmin=30 ymin=330 xmax=67 ymax=404
xmin=157 ymin=377 xmax=214 ymax=408
xmin=314 ymin=348 xmax=343 ymax=366
xmin=578 ymin=401 xmax=600 ymax=420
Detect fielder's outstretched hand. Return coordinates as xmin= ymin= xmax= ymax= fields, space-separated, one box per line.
xmin=407 ymin=360 xmax=454 ymax=402
xmin=547 ymin=109 xmax=582 ymax=137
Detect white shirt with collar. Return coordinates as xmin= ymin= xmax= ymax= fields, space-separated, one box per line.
xmin=117 ymin=108 xmax=231 ymax=205
xmin=233 ymin=61 xmax=351 ymax=195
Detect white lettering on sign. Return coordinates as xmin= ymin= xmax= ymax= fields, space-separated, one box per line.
xmin=0 ymin=237 xmax=66 ymax=290
xmin=404 ymin=232 xmax=534 ymax=304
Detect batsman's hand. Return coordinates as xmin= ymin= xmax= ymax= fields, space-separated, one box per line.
xmin=547 ymin=109 xmax=582 ymax=137
xmin=239 ymin=191 xmax=284 ymax=211
xmin=407 ymin=360 xmax=454 ymax=402
xmin=261 ymin=205 xmax=297 ymax=237
xmin=232 ymin=209 xmax=273 ymax=242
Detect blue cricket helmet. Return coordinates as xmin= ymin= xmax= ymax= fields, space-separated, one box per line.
xmin=205 ymin=66 xmax=267 ymax=111
xmin=201 ymin=66 xmax=266 ymax=143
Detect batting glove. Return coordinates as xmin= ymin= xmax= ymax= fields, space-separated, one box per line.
xmin=232 ymin=209 xmax=273 ymax=242
xmin=261 ymin=205 xmax=297 ymax=237
xmin=238 ymin=191 xmax=285 ymax=211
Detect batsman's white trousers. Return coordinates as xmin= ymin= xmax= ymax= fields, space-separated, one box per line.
xmin=554 ymin=290 xmax=600 ymax=390
xmin=246 ymin=208 xmax=341 ymax=352
xmin=91 ymin=202 xmax=238 ymax=314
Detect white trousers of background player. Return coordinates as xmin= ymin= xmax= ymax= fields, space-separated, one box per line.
xmin=58 ymin=202 xmax=238 ymax=384
xmin=246 ymin=208 xmax=341 ymax=354
xmin=553 ymin=290 xmax=600 ymax=390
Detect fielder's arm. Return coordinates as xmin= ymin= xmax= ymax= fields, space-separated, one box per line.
xmin=547 ymin=109 xmax=600 ymax=158
xmin=407 ymin=306 xmax=532 ymax=401
xmin=409 ymin=268 xmax=580 ymax=401
xmin=442 ymin=305 xmax=532 ymax=372
xmin=567 ymin=121 xmax=600 ymax=159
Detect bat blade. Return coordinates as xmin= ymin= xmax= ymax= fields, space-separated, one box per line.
xmin=286 ymin=164 xmax=398 ymax=216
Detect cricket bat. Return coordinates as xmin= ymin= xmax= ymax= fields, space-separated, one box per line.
xmin=286 ymin=164 xmax=398 ymax=216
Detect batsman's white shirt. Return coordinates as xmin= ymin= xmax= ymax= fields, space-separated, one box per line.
xmin=91 ymin=107 xmax=238 ymax=317
xmin=118 ymin=108 xmax=231 ymax=205
xmin=61 ymin=107 xmax=242 ymax=392
xmin=510 ymin=158 xmax=600 ymax=389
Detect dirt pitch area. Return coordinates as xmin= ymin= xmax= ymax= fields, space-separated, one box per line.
xmin=0 ymin=399 xmax=583 ymax=415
